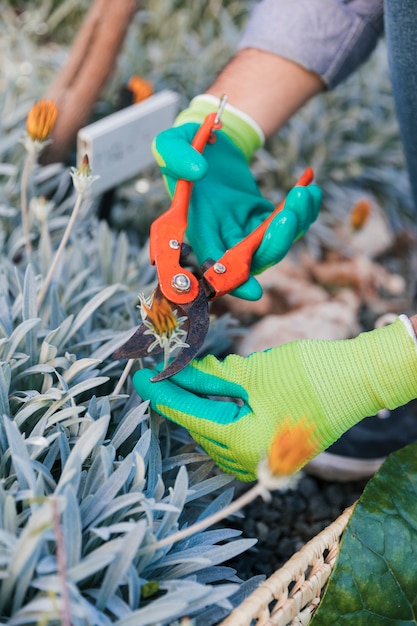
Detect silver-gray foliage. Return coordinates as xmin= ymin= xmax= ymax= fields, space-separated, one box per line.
xmin=0 ymin=188 xmax=256 ymax=625
xmin=0 ymin=5 xmax=258 ymax=620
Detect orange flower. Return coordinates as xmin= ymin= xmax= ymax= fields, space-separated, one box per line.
xmin=267 ymin=417 xmax=319 ymax=476
xmin=70 ymin=154 xmax=100 ymax=194
xmin=79 ymin=154 xmax=92 ymax=177
xmin=349 ymin=198 xmax=372 ymax=230
xmin=142 ymin=294 xmax=179 ymax=339
xmin=128 ymin=76 xmax=153 ymax=104
xmin=26 ymin=99 xmax=58 ymax=142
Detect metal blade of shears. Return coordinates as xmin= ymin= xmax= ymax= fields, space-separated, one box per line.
xmin=151 ymin=284 xmax=209 ymax=382
xmin=113 ymin=327 xmax=163 ymax=360
xmin=113 ymin=284 xmax=209 ymax=380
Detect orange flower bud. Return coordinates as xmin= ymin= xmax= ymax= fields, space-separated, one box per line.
xmin=79 ymin=154 xmax=92 ymax=177
xmin=26 ymin=99 xmax=58 ymax=142
xmin=70 ymin=154 xmax=100 ymax=194
xmin=349 ymin=198 xmax=372 ymax=230
xmin=128 ymin=76 xmax=153 ymax=104
xmin=267 ymin=417 xmax=319 ymax=476
xmin=142 ymin=294 xmax=179 ymax=339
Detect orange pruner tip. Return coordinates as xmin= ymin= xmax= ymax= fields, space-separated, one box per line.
xmin=303 ymin=167 xmax=314 ymax=184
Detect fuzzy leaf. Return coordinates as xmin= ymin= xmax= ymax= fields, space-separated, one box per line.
xmin=116 ymin=600 xmax=188 ymax=626
xmin=81 ymin=453 xmax=135 ymax=529
xmin=110 ymin=402 xmax=149 ymax=450
xmin=146 ymin=432 xmax=163 ymax=497
xmin=40 ymin=376 xmax=108 ymax=422
xmin=197 ymin=576 xmax=266 ymax=626
xmin=61 ymin=484 xmax=82 ymax=569
xmin=62 ymin=358 xmax=102 ymax=383
xmin=90 ymin=328 xmax=138 ymax=362
xmin=160 ymin=539 xmax=257 ymax=578
xmin=0 ymin=501 xmax=53 ymax=614
xmin=39 ymin=338 xmax=58 ymax=364
xmin=0 ymin=271 xmax=12 ymax=337
xmin=46 ymin=405 xmax=86 ymax=428
xmin=179 ymin=527 xmax=242 ymax=550
xmin=195 ymin=565 xmax=239 ymax=584
xmin=62 ymin=284 xmax=122 ymax=346
xmin=67 ymin=551 xmax=115 ymax=584
xmin=3 ymin=417 xmax=38 ymax=494
xmin=0 ymin=364 xmax=11 ymax=416
xmin=42 ymin=316 xmax=74 ymax=352
xmin=56 ymin=415 xmax=110 ymax=492
xmin=1 ymin=318 xmax=41 ymax=362
xmin=116 ymin=580 xmax=237 ymax=626
xmin=80 ymin=445 xmax=114 ymax=499
xmin=0 ymin=487 xmax=17 ymax=535
xmin=185 ymin=474 xmax=235 ymax=503
xmin=95 ymin=519 xmax=147 ymax=610
xmin=14 ymin=395 xmax=58 ymax=428
xmin=194 ymin=486 xmax=235 ymax=523
xmin=22 ymin=265 xmax=38 ymax=365
xmin=311 ymin=442 xmax=417 ymax=625
xmin=156 ymin=465 xmax=188 ymax=540
xmin=134 ymin=428 xmax=151 ymax=465
xmin=112 ymin=230 xmax=129 ymax=284
xmin=89 ymin=493 xmax=145 ymax=529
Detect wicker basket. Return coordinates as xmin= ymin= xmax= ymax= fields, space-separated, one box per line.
xmin=219 ymin=503 xmax=355 ymax=626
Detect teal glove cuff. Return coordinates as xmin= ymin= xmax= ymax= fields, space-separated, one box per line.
xmin=174 ymin=94 xmax=264 ymax=161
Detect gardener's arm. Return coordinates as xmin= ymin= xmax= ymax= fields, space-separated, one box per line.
xmin=410 ymin=314 xmax=417 ymax=336
xmin=205 ymin=48 xmax=324 ymax=138
xmin=151 ymin=49 xmax=323 ymax=301
xmin=133 ymin=315 xmax=417 ymax=482
xmin=152 ymin=1 xmax=384 ymax=300
xmin=237 ymin=0 xmax=385 ymax=88
xmin=206 ymin=0 xmax=384 ymax=136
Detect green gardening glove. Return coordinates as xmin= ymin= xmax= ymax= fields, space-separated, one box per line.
xmin=133 ymin=317 xmax=417 ymax=482
xmin=152 ymin=95 xmax=321 ymax=300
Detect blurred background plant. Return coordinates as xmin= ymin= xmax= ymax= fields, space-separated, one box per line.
xmin=1 ymin=0 xmax=417 ymax=624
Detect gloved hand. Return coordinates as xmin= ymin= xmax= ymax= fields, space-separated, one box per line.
xmin=133 ymin=317 xmax=417 ymax=482
xmin=152 ymin=95 xmax=322 ymax=300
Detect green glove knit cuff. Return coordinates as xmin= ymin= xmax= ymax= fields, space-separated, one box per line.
xmin=274 ymin=316 xmax=417 ymax=450
xmin=174 ymin=94 xmax=264 ymax=162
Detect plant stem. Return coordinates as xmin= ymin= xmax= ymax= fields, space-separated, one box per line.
xmin=38 ymin=191 xmax=83 ymax=308
xmin=20 ymin=150 xmax=35 ymax=258
xmin=51 ymin=499 xmax=71 ymax=626
xmin=163 ymin=338 xmax=170 ymax=371
xmin=112 ymin=358 xmax=135 ymax=396
xmin=138 ymin=482 xmax=271 ymax=555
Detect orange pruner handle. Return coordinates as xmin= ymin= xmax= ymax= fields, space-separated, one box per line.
xmin=203 ymin=167 xmax=315 ymax=298
xmin=149 ymin=111 xmax=222 ymax=305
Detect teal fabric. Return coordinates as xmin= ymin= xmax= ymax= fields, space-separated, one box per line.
xmin=152 ymin=121 xmax=321 ymax=300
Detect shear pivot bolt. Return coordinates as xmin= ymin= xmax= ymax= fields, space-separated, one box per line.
xmin=169 ymin=239 xmax=181 ymax=249
xmin=213 ymin=263 xmax=226 ymax=274
xmin=172 ymin=273 xmax=191 ymax=292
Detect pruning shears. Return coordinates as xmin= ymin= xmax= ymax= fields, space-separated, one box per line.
xmin=114 ymin=99 xmax=314 ymax=381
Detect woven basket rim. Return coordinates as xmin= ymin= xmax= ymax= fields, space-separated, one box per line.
xmin=219 ymin=502 xmax=356 ymax=626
